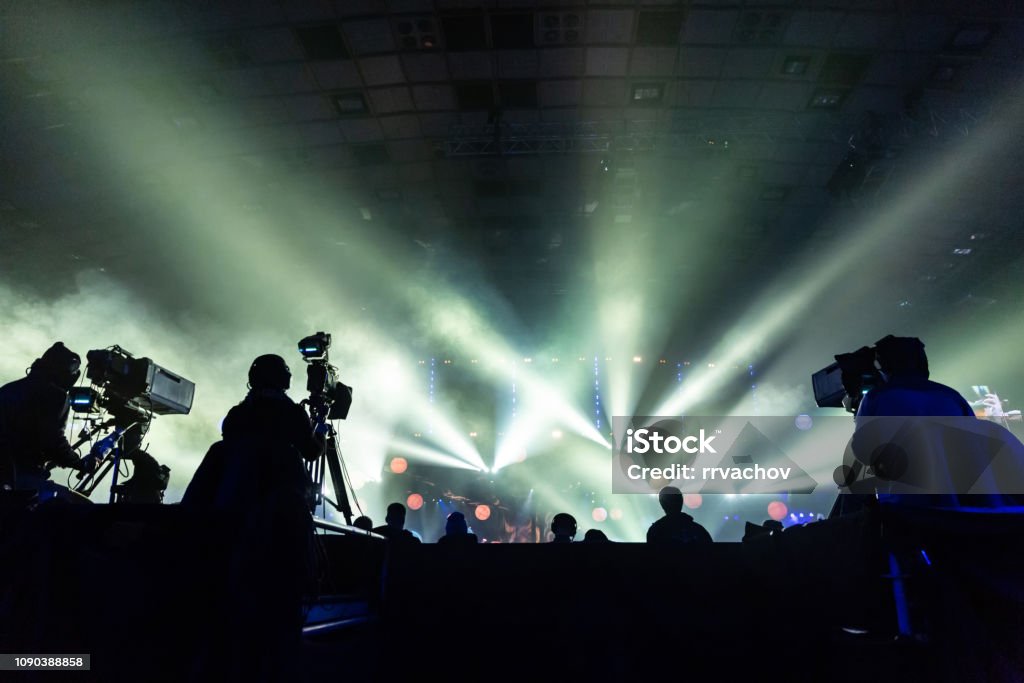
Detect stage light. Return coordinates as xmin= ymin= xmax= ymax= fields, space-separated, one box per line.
xmin=683 ymin=493 xmax=703 ymax=509
xmin=475 ymin=504 xmax=491 ymax=521
xmin=407 ymin=493 xmax=423 ymax=510
xmin=768 ymin=501 xmax=787 ymax=521
xmin=592 ymin=507 xmax=608 ymax=522
xmin=388 ymin=438 xmax=483 ymax=471
xmin=551 ymin=429 xmax=563 ymax=439
xmin=610 ymin=508 xmax=623 ymax=520
xmin=390 ymin=457 xmax=408 ymax=474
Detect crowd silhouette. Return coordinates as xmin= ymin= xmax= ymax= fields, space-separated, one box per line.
xmin=2 ymin=339 xmax=1023 ymax=682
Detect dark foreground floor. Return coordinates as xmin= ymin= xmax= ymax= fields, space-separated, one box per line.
xmin=2 ymin=503 xmax=1022 ymax=682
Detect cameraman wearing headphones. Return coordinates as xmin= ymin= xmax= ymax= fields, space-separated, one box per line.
xmin=0 ymin=342 xmax=97 ymax=499
xmin=855 ymin=336 xmax=973 ymax=420
xmin=221 ymin=354 xmax=324 ymax=462
xmin=185 ymin=354 xmax=324 ymax=680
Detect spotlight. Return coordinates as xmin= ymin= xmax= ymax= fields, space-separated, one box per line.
xmin=592 ymin=507 xmax=608 ymax=522
xmin=407 ymin=493 xmax=424 ymax=510
xmin=475 ymin=504 xmax=491 ymax=521
xmin=768 ymin=502 xmax=790 ymax=522
xmin=390 ymin=457 xmax=408 ymax=474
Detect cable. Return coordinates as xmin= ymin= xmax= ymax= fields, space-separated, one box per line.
xmin=333 ymin=419 xmax=364 ymax=517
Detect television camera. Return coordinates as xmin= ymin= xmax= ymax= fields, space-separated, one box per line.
xmin=812 ymin=335 xmax=927 ymax=414
xmin=811 ymin=345 xmax=882 ymax=415
xmin=66 ymin=345 xmax=194 ymax=503
xmin=297 ymin=332 xmax=356 ymax=524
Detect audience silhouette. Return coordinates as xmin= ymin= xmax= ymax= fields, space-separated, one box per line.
xmin=373 ymin=502 xmax=422 ymax=544
xmin=353 ymin=515 xmax=374 ymax=532
xmin=647 ymin=486 xmax=713 ymax=546
xmin=437 ymin=511 xmax=479 ymax=545
xmin=550 ymin=512 xmax=578 ymax=543
xmin=583 ymin=529 xmax=611 ymax=543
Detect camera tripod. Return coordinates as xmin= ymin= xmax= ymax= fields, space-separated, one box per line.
xmin=305 ymin=415 xmax=355 ymax=526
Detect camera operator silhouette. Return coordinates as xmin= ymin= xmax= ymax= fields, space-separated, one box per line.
xmin=844 ymin=336 xmax=1024 ymax=510
xmin=0 ymin=342 xmax=97 ymax=502
xmin=182 ymin=353 xmax=324 ymax=681
xmin=855 ymin=336 xmax=973 ymax=420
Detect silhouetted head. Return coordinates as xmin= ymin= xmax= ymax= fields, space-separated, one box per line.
xmin=550 ymin=512 xmax=577 ymax=542
xmin=385 ymin=502 xmax=407 ymax=530
xmin=583 ymin=529 xmax=610 ymax=543
xmin=658 ymin=486 xmax=684 ymax=514
xmin=30 ymin=342 xmax=81 ymax=390
xmin=445 ymin=511 xmax=468 ymax=535
xmin=353 ymin=516 xmax=373 ymax=532
xmin=248 ymin=354 xmax=291 ymax=391
xmin=874 ymin=335 xmax=929 ymax=380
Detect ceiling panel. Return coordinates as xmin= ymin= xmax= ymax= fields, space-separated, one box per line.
xmin=360 ymin=55 xmax=406 ymax=85
xmin=338 ymin=117 xmax=386 ymax=143
xmin=401 ymin=53 xmax=450 ymax=82
xmin=370 ymin=86 xmax=416 ymax=114
xmin=629 ymin=47 xmax=678 ymax=77
xmin=448 ymin=52 xmax=496 ymax=80
xmin=343 ymin=19 xmax=397 ymax=55
xmin=585 ymin=10 xmax=635 ymax=44
xmin=498 ymin=50 xmax=540 ymax=78
xmin=683 ymin=10 xmax=740 ymax=45
xmin=536 ymin=48 xmax=582 ymax=79
xmin=310 ymin=60 xmax=363 ymax=89
xmin=783 ymin=11 xmax=844 ymax=48
xmin=585 ymin=47 xmax=630 ymax=77
xmin=678 ymin=47 xmax=727 ymax=78
xmin=380 ymin=113 xmax=423 ymax=139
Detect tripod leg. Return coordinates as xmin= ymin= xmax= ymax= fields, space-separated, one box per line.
xmin=323 ymin=439 xmax=353 ymax=525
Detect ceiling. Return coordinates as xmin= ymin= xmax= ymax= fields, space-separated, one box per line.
xmin=2 ymin=0 xmax=1023 ymax=345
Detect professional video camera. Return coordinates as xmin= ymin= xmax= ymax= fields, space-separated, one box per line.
xmin=66 ymin=345 xmax=194 ymax=502
xmin=68 ymin=346 xmax=194 ymax=418
xmin=297 ymin=332 xmax=353 ymax=422
xmin=812 ymin=345 xmax=885 ymax=414
xmin=297 ymin=331 xmax=355 ymax=524
xmin=812 ymin=336 xmax=927 ymax=414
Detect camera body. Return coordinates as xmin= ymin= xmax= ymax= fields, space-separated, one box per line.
xmin=812 ymin=346 xmax=883 ymax=413
xmin=812 ymin=335 xmax=927 ymax=414
xmin=297 ymin=332 xmax=353 ymax=421
xmin=71 ymin=346 xmax=194 ymax=417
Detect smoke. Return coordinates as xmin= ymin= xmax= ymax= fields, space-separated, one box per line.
xmin=0 ymin=271 xmax=418 ymax=504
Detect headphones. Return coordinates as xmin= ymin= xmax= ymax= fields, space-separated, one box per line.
xmin=34 ymin=342 xmax=81 ymax=389
xmin=247 ymin=354 xmax=291 ymax=391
